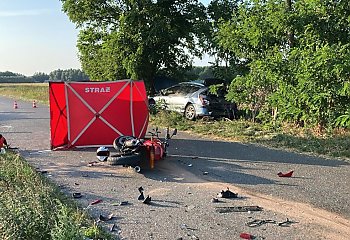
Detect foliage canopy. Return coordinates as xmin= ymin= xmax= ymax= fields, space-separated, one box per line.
xmin=60 ymin=0 xmax=350 ymax=129
xmin=216 ymin=0 xmax=350 ymax=129
xmin=61 ymin=0 xmax=207 ymax=92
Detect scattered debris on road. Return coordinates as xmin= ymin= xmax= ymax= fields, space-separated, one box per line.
xmin=110 ymin=223 xmax=117 ymax=232
xmin=90 ymin=199 xmax=103 ymax=205
xmin=239 ymin=233 xmax=265 ymax=240
xmin=278 ymin=218 xmax=298 ymax=227
xmin=138 ymin=186 xmax=145 ymax=200
xmin=72 ymin=192 xmax=82 ymax=199
xmin=119 ymin=201 xmax=129 ymax=206
xmin=246 ymin=219 xmax=277 ymax=227
xmin=87 ymin=161 xmax=99 ymax=167
xmin=217 ymin=187 xmax=238 ymax=198
xmin=143 ymin=195 xmax=152 ymax=204
xmin=36 ymin=169 xmax=48 ymax=174
xmin=277 ymin=170 xmax=294 ymax=177
xmin=98 ymin=213 xmax=114 ymax=222
xmin=216 ymin=205 xmax=263 ymax=213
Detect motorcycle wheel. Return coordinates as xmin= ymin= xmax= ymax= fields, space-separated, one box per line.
xmin=107 ymin=152 xmax=142 ymax=167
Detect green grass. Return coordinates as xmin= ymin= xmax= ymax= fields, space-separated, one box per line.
xmin=151 ymin=110 xmax=350 ymax=160
xmin=150 ymin=109 xmax=277 ymax=142
xmin=256 ymin=131 xmax=350 ymax=159
xmin=0 ymin=83 xmax=49 ymax=104
xmin=0 ymin=151 xmax=114 ymax=240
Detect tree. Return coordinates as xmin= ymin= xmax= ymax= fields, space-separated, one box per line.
xmin=216 ymin=0 xmax=288 ymax=121
xmin=216 ymin=0 xmax=350 ymax=129
xmin=205 ymin=0 xmax=243 ymax=80
xmin=60 ymin=0 xmax=207 ymax=93
xmin=32 ymin=72 xmax=49 ymax=82
xmin=0 ymin=71 xmax=23 ymax=77
xmin=49 ymin=69 xmax=89 ymax=81
xmin=0 ymin=71 xmax=28 ymax=83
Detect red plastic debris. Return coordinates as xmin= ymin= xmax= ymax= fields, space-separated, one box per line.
xmin=240 ymin=232 xmax=255 ymax=239
xmin=91 ymin=199 xmax=102 ymax=205
xmin=277 ymin=170 xmax=294 ymax=177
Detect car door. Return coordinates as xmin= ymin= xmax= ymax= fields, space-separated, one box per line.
xmin=156 ymin=85 xmax=181 ymax=111
xmin=170 ymin=85 xmax=194 ymax=112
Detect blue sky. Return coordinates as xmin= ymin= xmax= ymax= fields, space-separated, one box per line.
xmin=0 ymin=0 xmax=79 ymax=76
xmin=0 ymin=0 xmax=211 ymax=76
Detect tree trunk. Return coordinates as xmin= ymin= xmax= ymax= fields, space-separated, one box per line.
xmin=286 ymin=0 xmax=294 ymax=48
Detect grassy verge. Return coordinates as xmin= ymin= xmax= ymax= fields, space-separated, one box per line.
xmin=0 ymin=151 xmax=114 ymax=240
xmin=151 ymin=110 xmax=350 ymax=160
xmin=0 ymin=83 xmax=49 ymax=104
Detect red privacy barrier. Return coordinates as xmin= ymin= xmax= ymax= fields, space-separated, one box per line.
xmin=49 ymin=80 xmax=149 ymax=149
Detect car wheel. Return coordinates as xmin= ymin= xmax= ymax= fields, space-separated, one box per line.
xmin=148 ymin=98 xmax=155 ymax=107
xmin=226 ymin=109 xmax=234 ymax=120
xmin=184 ymin=104 xmax=196 ymax=120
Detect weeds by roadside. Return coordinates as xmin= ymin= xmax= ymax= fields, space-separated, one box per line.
xmin=0 ymin=83 xmax=49 ymax=104
xmin=0 ymin=151 xmax=114 ymax=240
xmin=150 ymin=110 xmax=350 ymax=160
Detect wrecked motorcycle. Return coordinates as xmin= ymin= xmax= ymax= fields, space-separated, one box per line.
xmin=97 ymin=127 xmax=177 ymax=172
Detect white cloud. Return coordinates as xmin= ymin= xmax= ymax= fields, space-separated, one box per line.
xmin=0 ymin=9 xmax=51 ymax=17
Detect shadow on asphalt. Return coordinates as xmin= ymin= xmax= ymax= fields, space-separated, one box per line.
xmin=170 ymin=138 xmax=349 ymax=167
xmin=20 ymin=138 xmax=349 ymax=188
xmin=141 ymin=138 xmax=349 ymax=186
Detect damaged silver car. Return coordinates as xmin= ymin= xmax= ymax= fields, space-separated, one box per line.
xmin=148 ymin=81 xmax=237 ymax=120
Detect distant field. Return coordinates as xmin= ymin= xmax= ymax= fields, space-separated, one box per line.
xmin=0 ymin=83 xmax=49 ymax=104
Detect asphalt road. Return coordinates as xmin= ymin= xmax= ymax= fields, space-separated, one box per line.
xmin=1 ymin=96 xmax=350 ymax=239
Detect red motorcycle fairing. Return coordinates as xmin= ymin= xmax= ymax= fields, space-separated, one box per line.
xmin=142 ymin=138 xmax=164 ymax=160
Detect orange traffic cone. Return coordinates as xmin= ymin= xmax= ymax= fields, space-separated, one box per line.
xmin=13 ymin=101 xmax=18 ymax=109
xmin=32 ymin=100 xmax=37 ymax=108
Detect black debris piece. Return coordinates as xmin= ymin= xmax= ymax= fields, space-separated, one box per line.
xmin=110 ymin=223 xmax=117 ymax=232
xmin=278 ymin=218 xmax=298 ymax=227
xmin=143 ymin=195 xmax=152 ymax=204
xmin=138 ymin=186 xmax=144 ymax=193
xmin=216 ymin=205 xmax=263 ymax=213
xmin=72 ymin=192 xmax=82 ymax=198
xmin=138 ymin=192 xmax=145 ymax=201
xmin=119 ymin=201 xmax=129 ymax=206
xmin=246 ymin=219 xmax=277 ymax=227
xmin=99 ymin=214 xmax=114 ymax=222
xmin=217 ymin=187 xmax=238 ymax=198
